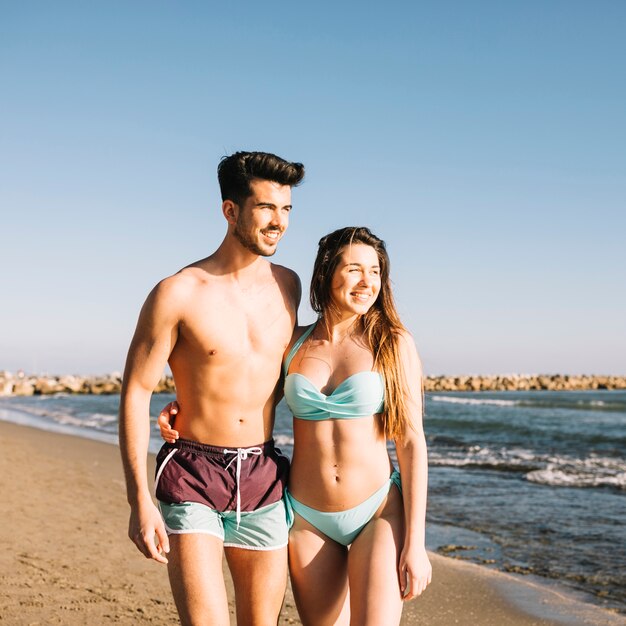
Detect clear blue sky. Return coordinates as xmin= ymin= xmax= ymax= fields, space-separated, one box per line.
xmin=1 ymin=1 xmax=624 ymax=375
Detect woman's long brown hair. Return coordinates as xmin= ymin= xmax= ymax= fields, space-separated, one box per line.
xmin=310 ymin=226 xmax=420 ymax=441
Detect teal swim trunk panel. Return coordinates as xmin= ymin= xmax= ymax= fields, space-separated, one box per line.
xmin=159 ymin=499 xmax=289 ymax=550
xmin=160 ymin=500 xmax=224 ymax=538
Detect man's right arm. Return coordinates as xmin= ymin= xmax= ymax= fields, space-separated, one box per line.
xmin=119 ymin=277 xmax=183 ymax=563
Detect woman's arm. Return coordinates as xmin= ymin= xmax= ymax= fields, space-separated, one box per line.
xmin=394 ymin=331 xmax=432 ymax=600
xmin=157 ymin=402 xmax=180 ymax=442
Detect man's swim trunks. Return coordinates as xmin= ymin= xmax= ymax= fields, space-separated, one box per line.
xmin=155 ymin=438 xmax=290 ymax=550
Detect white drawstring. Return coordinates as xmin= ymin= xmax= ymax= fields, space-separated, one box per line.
xmin=224 ymin=446 xmax=263 ymax=526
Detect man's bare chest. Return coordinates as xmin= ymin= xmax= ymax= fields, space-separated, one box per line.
xmin=176 ymin=287 xmax=294 ymax=360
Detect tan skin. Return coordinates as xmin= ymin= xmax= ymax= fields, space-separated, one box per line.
xmin=161 ymin=243 xmax=432 ymax=625
xmin=119 ymin=179 xmax=300 ymax=626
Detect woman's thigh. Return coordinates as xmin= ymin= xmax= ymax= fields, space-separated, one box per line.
xmin=347 ymin=485 xmax=405 ymax=626
xmin=288 ymin=515 xmax=350 ymax=626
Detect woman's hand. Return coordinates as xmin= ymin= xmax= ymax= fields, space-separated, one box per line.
xmin=157 ymin=401 xmax=180 ymax=443
xmin=398 ymin=543 xmax=432 ymax=600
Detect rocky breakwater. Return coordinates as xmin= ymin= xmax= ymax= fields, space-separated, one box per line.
xmin=0 ymin=372 xmax=176 ymax=396
xmin=2 ymin=371 xmax=626 ymax=396
xmin=424 ymin=374 xmax=626 ymax=392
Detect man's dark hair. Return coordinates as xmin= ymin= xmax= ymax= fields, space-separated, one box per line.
xmin=217 ymin=151 xmax=305 ymax=206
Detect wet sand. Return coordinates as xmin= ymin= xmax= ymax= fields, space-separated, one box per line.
xmin=1 ymin=421 xmax=623 ymax=625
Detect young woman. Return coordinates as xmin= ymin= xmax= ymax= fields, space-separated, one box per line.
xmin=160 ymin=227 xmax=431 ymax=625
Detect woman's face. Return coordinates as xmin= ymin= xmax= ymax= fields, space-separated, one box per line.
xmin=329 ymin=243 xmax=381 ymax=317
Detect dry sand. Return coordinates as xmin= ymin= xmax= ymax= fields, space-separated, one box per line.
xmin=1 ymin=421 xmax=623 ymax=625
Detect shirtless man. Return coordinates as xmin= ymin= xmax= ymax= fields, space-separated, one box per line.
xmin=119 ymin=151 xmax=305 ymax=626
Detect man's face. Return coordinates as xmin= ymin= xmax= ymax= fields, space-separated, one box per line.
xmin=233 ymin=179 xmax=292 ymax=257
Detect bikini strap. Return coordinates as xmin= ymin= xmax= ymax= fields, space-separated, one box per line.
xmin=283 ymin=322 xmax=317 ymax=376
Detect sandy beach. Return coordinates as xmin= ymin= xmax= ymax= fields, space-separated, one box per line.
xmin=1 ymin=420 xmax=623 ymax=626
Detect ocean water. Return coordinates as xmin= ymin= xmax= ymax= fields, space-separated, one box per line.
xmin=1 ymin=390 xmax=624 ymax=613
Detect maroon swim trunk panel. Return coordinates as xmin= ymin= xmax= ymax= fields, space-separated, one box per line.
xmin=155 ymin=438 xmax=289 ymax=513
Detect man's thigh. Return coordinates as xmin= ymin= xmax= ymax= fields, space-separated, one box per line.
xmin=225 ymin=545 xmax=288 ymax=626
xmin=167 ymin=533 xmax=230 ymax=626
xmin=221 ymin=500 xmax=290 ymax=624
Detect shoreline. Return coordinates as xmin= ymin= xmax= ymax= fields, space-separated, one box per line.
xmin=1 ymin=420 xmax=623 ymax=625
xmin=2 ymin=371 xmax=626 ymax=396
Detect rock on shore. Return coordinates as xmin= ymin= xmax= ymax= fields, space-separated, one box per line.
xmin=424 ymin=374 xmax=626 ymax=392
xmin=0 ymin=371 xmax=624 ymax=396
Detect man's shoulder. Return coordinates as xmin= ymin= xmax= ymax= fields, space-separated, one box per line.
xmin=269 ymin=262 xmax=300 ymax=287
xmin=270 ymin=263 xmax=301 ymax=306
xmin=148 ymin=264 xmax=209 ymax=305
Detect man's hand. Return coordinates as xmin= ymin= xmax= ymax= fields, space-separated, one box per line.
xmin=157 ymin=402 xmax=180 ymax=443
xmin=128 ymin=500 xmax=170 ymax=564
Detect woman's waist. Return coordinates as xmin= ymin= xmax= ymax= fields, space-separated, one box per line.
xmin=292 ymin=416 xmax=386 ymax=445
xmin=289 ymin=454 xmax=394 ymax=510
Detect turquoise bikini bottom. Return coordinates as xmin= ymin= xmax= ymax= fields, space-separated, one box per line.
xmin=285 ymin=470 xmax=402 ymax=546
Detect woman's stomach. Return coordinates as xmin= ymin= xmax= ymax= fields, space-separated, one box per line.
xmin=289 ymin=417 xmax=393 ymax=510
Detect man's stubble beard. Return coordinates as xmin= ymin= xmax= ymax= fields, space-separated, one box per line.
xmin=233 ymin=220 xmax=279 ymax=257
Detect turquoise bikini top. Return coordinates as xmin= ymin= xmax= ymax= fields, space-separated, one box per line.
xmin=283 ymin=323 xmax=385 ymax=421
